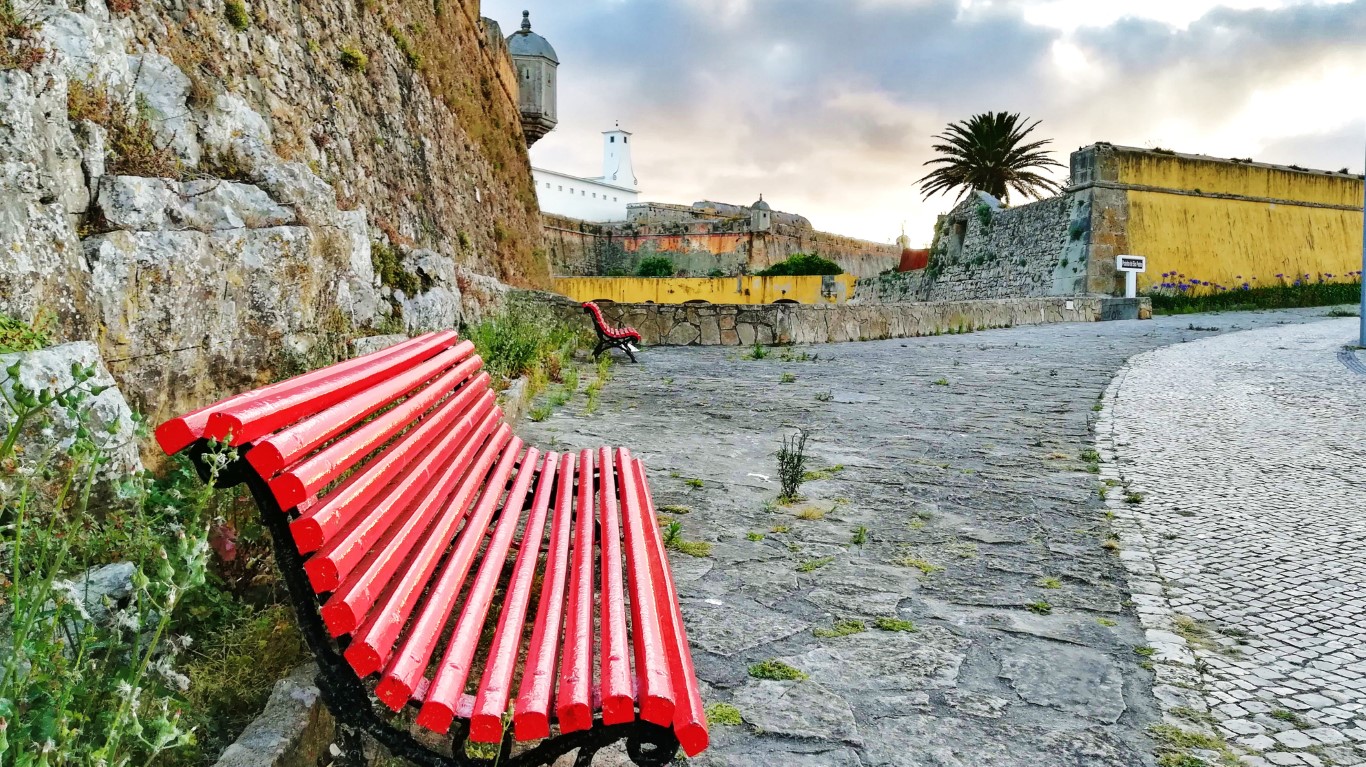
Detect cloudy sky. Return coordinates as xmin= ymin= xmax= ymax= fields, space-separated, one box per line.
xmin=485 ymin=0 xmax=1366 ymax=245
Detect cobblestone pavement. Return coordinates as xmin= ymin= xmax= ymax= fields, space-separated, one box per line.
xmin=515 ymin=307 xmax=1352 ymax=767
xmin=1098 ymin=319 xmax=1366 ymax=767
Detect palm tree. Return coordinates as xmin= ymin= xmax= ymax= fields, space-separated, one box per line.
xmin=918 ymin=112 xmax=1065 ymax=203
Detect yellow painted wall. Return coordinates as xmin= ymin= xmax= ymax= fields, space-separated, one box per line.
xmin=1113 ymin=151 xmax=1363 ymax=290
xmin=552 ymin=274 xmax=860 ymax=305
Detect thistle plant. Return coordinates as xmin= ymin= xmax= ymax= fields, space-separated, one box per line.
xmin=0 ymin=358 xmax=221 ymax=766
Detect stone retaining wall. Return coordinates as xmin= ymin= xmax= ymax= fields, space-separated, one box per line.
xmin=537 ymin=294 xmax=1149 ymax=346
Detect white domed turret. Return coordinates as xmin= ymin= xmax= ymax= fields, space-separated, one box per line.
xmin=507 ymin=11 xmax=558 ymax=146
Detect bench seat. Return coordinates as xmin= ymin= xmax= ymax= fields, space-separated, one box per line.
xmin=583 ymin=302 xmax=642 ymax=363
xmin=156 ymin=331 xmax=707 ymax=765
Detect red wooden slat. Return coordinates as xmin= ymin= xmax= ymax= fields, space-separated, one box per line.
xmin=246 ymin=345 xmax=474 ymax=477
xmin=342 ymin=419 xmax=513 ymax=674
xmin=304 ymin=408 xmax=500 ymax=596
xmin=597 ymin=446 xmax=634 ymax=725
xmin=375 ymin=429 xmax=520 ymax=713
xmin=286 ymin=388 xmax=493 ymax=553
xmin=153 ymin=333 xmax=440 ymax=455
xmin=202 ymin=334 xmax=464 ymax=446
xmin=616 ymin=448 xmax=676 ymax=727
xmin=634 ymin=459 xmax=709 ymax=756
xmin=417 ymin=447 xmax=540 ymax=734
xmin=513 ymin=453 xmax=576 ymax=741
xmin=555 ymin=449 xmax=597 ymax=734
xmin=321 ymin=410 xmax=504 ymax=638
xmin=470 ymin=452 xmax=559 ymax=742
xmin=253 ymin=355 xmax=482 ymax=490
xmin=273 ymin=369 xmax=489 ymax=514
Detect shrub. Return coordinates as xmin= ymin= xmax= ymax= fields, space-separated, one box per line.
xmin=371 ymin=240 xmax=423 ymax=296
xmin=1146 ymin=273 xmax=1362 ymax=314
xmin=635 ymin=256 xmax=674 ymax=277
xmin=224 ymin=0 xmax=250 ymax=31
xmin=464 ymin=303 xmax=584 ymax=387
xmin=0 ymin=362 xmax=220 ymax=765
xmin=339 ymin=45 xmax=368 ymax=72
xmin=68 ymin=81 xmax=182 ymax=178
xmin=0 ymin=0 xmax=46 ymax=72
xmin=756 ymin=253 xmax=842 ymax=277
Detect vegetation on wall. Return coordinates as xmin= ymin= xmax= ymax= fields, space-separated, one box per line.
xmin=68 ymin=80 xmax=183 ymax=179
xmin=635 ymin=256 xmax=675 ymax=277
xmin=1 ymin=0 xmax=45 ymax=72
xmin=757 ymin=253 xmax=843 ymax=277
xmin=0 ymin=312 xmax=52 ymax=353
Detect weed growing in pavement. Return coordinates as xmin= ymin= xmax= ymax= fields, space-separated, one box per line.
xmin=796 ymin=507 xmax=826 ymax=521
xmin=1147 ymin=723 xmax=1238 ymax=766
xmin=813 ymin=619 xmax=866 ymax=638
xmin=1037 ymin=576 xmax=1062 ymax=589
xmin=746 ymin=532 xmax=765 ymax=541
xmin=802 ymin=464 xmax=844 ymax=481
xmin=777 ymin=429 xmax=810 ymax=502
xmin=851 ymin=525 xmax=869 ymax=545
xmin=659 ymin=504 xmax=691 ymax=514
xmin=705 ymin=703 xmax=743 ymax=726
xmin=770 ymin=524 xmax=790 ymax=534
xmin=1124 ymin=490 xmax=1145 ymax=504
xmin=1134 ymin=646 xmax=1156 ymax=657
xmin=685 ymin=477 xmax=704 ymax=489
xmin=1097 ymin=618 xmax=1118 ymax=627
xmin=748 ymin=660 xmax=807 ymax=681
xmin=1025 ymin=600 xmax=1053 ymax=615
xmin=663 ymin=521 xmax=711 ymax=557
xmin=1325 ymin=307 xmax=1360 ymax=317
xmin=874 ymin=617 xmax=917 ymax=632
xmin=932 ymin=377 xmax=949 ymax=386
xmin=899 ymin=557 xmax=942 ymax=575
xmin=745 ymin=342 xmax=770 ymax=360
xmin=814 ymin=391 xmax=833 ymax=402
xmin=1270 ymin=710 xmax=1312 ymax=728
xmin=796 ymin=556 xmax=834 ymax=572
xmin=780 ymin=372 xmax=796 ymax=384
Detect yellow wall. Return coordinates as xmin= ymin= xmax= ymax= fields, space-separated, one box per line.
xmin=1114 ymin=152 xmax=1363 ymax=290
xmin=552 ymin=274 xmax=860 ymax=305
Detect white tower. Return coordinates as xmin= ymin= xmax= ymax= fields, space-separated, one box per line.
xmin=601 ymin=124 xmax=637 ymax=188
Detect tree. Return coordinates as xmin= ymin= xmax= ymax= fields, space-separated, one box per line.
xmin=636 ymin=256 xmax=674 ymax=277
xmin=917 ymin=112 xmax=1064 ymax=203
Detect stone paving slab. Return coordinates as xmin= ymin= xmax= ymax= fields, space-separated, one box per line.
xmin=1098 ymin=318 xmax=1366 ymax=767
xmin=518 ymin=306 xmax=1351 ymax=766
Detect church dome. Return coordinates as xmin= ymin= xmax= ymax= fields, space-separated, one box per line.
xmin=507 ymin=11 xmax=558 ymax=64
xmin=751 ymin=196 xmax=771 ymax=211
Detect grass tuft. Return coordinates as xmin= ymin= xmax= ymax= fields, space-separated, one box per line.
xmin=813 ymin=619 xmax=866 ymax=638
xmin=874 ymin=617 xmax=917 ymax=632
xmin=748 ymin=659 xmax=807 ymax=681
xmin=705 ymin=702 xmax=742 ymax=726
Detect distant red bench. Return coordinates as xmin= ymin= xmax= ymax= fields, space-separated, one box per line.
xmin=583 ymin=302 xmax=642 ymax=362
xmin=156 ymin=332 xmax=707 ymax=766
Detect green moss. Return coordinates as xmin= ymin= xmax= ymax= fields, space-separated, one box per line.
xmin=813 ymin=619 xmax=866 ymax=638
xmin=748 ymin=659 xmax=807 ymax=681
xmin=673 ymin=540 xmax=712 ymax=558
xmin=898 ymin=557 xmax=942 ymax=575
xmin=224 ymin=0 xmax=250 ymax=31
xmin=386 ymin=24 xmax=422 ymax=68
xmin=874 ymin=617 xmax=917 ymax=632
xmin=705 ymin=702 xmax=743 ymax=726
xmin=339 ymin=45 xmax=368 ymax=72
xmin=370 ymin=240 xmax=423 ymax=296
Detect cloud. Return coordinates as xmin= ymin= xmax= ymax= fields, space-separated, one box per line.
xmin=486 ymin=0 xmax=1366 ymax=244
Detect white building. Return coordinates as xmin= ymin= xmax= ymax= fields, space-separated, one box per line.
xmin=532 ymin=126 xmax=639 ymax=222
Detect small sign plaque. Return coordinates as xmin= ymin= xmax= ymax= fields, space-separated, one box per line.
xmin=1116 ymin=255 xmax=1147 ymax=272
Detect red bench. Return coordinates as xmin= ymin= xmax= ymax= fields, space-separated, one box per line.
xmin=156 ymin=332 xmax=708 ymax=766
xmin=583 ymin=302 xmax=643 ymax=362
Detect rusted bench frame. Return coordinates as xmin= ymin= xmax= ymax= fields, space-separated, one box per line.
xmin=180 ymin=442 xmax=679 ymax=767
xmin=161 ymin=334 xmax=707 ymax=767
xmin=582 ymin=303 xmax=641 ymax=363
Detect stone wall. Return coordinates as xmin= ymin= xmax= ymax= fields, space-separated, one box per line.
xmin=539 ymin=294 xmax=1145 ymax=347
xmin=0 ymin=0 xmax=538 ymax=425
xmin=862 ymin=192 xmax=1085 ymax=303
xmin=543 ymin=212 xmax=899 ymax=279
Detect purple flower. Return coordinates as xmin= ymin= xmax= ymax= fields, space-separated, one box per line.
xmin=1178 ymin=284 xmax=1189 ymax=292
xmin=1276 ymin=273 xmax=1284 ymax=278
xmin=1242 ymin=283 xmax=1250 ymax=290
xmin=1325 ymin=273 xmax=1334 ymax=278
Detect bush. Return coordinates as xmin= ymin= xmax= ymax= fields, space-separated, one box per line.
xmin=756 ymin=253 xmax=842 ymax=277
xmin=464 ymin=303 xmax=586 ymax=387
xmin=0 ymin=362 xmax=219 ymax=765
xmin=371 ymin=240 xmax=423 ymax=296
xmin=68 ymin=81 xmax=182 ymax=178
xmin=777 ymin=429 xmax=810 ymax=502
xmin=635 ymin=257 xmax=674 ymax=277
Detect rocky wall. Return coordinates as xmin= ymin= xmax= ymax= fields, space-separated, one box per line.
xmin=862 ymin=193 xmax=1085 ymax=303
xmin=537 ymin=294 xmax=1144 ymax=347
xmin=0 ymin=0 xmax=534 ymax=425
xmin=544 ymin=214 xmax=899 ymax=279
